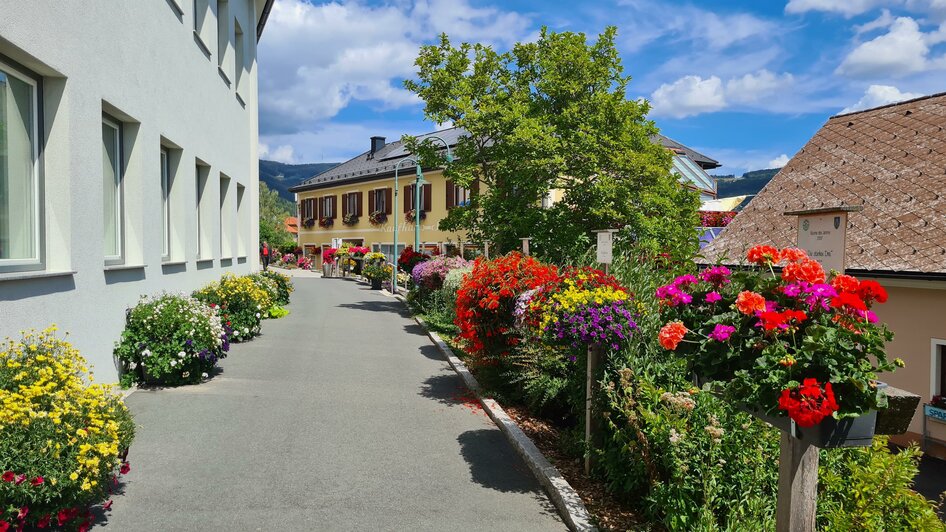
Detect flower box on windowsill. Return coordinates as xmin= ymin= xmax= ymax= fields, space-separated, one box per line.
xmin=318 ymin=218 xmax=334 ymax=228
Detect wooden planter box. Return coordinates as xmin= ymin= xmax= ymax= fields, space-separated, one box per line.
xmin=751 ymin=410 xmax=877 ymax=449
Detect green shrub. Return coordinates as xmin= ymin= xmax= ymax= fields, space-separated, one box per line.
xmin=1 ymin=328 xmax=135 ymax=529
xmin=114 ymin=293 xmax=229 ymax=386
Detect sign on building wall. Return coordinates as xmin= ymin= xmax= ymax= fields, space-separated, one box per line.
xmin=790 ymin=209 xmax=855 ymax=273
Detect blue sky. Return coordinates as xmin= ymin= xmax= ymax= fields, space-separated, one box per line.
xmin=257 ymin=0 xmax=946 ymax=175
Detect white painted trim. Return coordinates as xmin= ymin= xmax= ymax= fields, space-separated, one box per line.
xmin=932 ymin=338 xmax=946 ymax=399
xmin=0 ymin=59 xmax=41 ymax=268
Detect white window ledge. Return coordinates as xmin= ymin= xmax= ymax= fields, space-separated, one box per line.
xmin=104 ymin=264 xmax=146 ymax=272
xmin=161 ymin=260 xmax=187 ymax=267
xmin=0 ymin=270 xmax=76 ymax=283
xmin=196 ymin=257 xmax=214 ymax=264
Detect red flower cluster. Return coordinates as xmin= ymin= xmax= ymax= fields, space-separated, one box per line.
xmin=747 ymin=245 xmax=780 ymax=265
xmin=778 ymin=378 xmax=839 ymax=427
xmin=758 ymin=309 xmax=807 ymax=332
xmin=397 ymin=246 xmax=428 ymax=273
xmin=658 ymin=321 xmax=688 ymax=351
xmin=455 ymin=253 xmax=558 ymax=361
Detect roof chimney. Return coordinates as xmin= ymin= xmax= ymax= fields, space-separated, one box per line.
xmin=370 ymin=136 xmax=386 ymax=155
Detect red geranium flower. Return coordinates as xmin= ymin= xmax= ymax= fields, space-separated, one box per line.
xmin=778 ymin=378 xmax=839 ymax=427
xmin=781 ymin=258 xmax=826 ymax=284
xmin=13 ymin=474 xmax=25 ymax=485
xmin=857 ymin=280 xmax=888 ymax=304
xmin=735 ymin=290 xmax=766 ymax=315
xmin=830 ymin=274 xmax=859 ymax=294
xmin=747 ymin=245 xmax=780 ymax=265
xmin=1 ymin=471 xmax=13 ymax=483
xmin=0 ymin=521 xmax=9 ymax=532
xmin=779 ymin=247 xmax=808 ymax=262
xmin=31 ymin=476 xmax=44 ymax=486
xmin=120 ymin=462 xmax=131 ymax=475
xmin=831 ymin=292 xmax=867 ymax=312
xmin=658 ymin=321 xmax=688 ymax=351
xmin=36 ymin=515 xmax=51 ymax=528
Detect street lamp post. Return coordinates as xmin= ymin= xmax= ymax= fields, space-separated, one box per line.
xmin=393 ymin=157 xmax=420 ymax=294
xmin=413 ymin=136 xmax=454 ymax=252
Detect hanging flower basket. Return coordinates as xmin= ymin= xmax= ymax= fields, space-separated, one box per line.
xmin=405 ymin=209 xmax=427 ymax=223
xmin=368 ymin=211 xmax=387 ymax=226
xmin=343 ymin=213 xmax=359 ymax=226
xmin=302 ymin=218 xmax=315 ymax=229
xmin=318 ymin=217 xmax=334 ymax=228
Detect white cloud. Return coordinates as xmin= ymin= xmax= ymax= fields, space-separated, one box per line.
xmin=840 ymin=84 xmax=924 ymax=113
xmin=258 ymin=0 xmax=532 ymax=135
xmin=768 ymin=154 xmax=790 ymax=168
xmin=836 ymin=16 xmax=946 ymax=78
xmin=726 ymin=70 xmax=795 ymax=103
xmin=785 ymin=0 xmax=888 ymax=17
xmin=259 ymin=143 xmax=296 ymax=164
xmin=261 ymin=122 xmax=435 ymax=164
xmin=650 ymin=70 xmax=795 ymax=117
xmin=650 ymin=75 xmax=726 ymax=118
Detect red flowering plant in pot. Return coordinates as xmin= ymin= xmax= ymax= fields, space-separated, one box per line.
xmin=397 ymin=246 xmax=428 ymax=274
xmin=655 ymin=245 xmax=901 ymax=445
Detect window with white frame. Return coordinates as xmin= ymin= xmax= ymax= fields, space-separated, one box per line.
xmin=373 ymin=188 xmax=387 ymax=213
xmin=321 ymin=195 xmax=334 ymax=218
xmin=161 ymin=148 xmax=170 ymax=259
xmin=0 ymin=60 xmax=40 ymax=269
xmin=102 ymin=117 xmax=123 ymax=262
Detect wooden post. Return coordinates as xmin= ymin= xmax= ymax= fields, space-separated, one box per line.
xmin=520 ymin=238 xmax=531 ymax=256
xmin=585 ymin=344 xmax=603 ymax=475
xmin=776 ymin=432 xmax=818 ymax=532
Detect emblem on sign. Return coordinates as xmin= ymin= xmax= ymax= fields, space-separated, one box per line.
xmin=834 ymin=216 xmax=841 ymax=230
xmin=802 ymin=220 xmax=810 ymax=231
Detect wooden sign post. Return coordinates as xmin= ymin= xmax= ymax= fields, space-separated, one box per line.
xmin=585 ymin=230 xmax=617 ymax=474
xmin=520 ymin=238 xmax=531 ymax=256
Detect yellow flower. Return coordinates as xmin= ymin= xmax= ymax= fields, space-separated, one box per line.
xmin=70 ymin=472 xmax=79 ymax=481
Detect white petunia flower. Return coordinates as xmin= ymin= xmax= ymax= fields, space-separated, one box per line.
xmin=129 ymin=362 xmax=137 ymax=370
xmin=182 ymin=371 xmax=190 ymax=378
xmin=201 ymin=372 xmax=208 ymax=379
xmin=178 ymin=351 xmax=186 ymax=358
xmin=170 ymin=360 xmax=177 ymax=366
xmin=255 ymin=313 xmax=260 ymax=318
xmin=141 ymin=349 xmax=152 ymax=357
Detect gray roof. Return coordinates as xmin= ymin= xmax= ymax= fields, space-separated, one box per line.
xmin=289 ymin=127 xmax=720 ymax=193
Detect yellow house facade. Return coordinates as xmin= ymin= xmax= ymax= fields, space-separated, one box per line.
xmin=289 ymin=127 xmax=720 ymax=263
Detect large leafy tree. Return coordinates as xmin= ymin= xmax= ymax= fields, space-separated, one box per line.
xmin=404 ymin=27 xmax=699 ymax=262
xmin=258 ymin=181 xmax=296 ymax=250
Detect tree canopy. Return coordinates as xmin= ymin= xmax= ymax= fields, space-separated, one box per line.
xmin=404 ymin=27 xmax=699 ymax=262
xmin=258 ymin=181 xmax=296 ymax=251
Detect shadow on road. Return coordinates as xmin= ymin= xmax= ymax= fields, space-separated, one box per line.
xmin=337 ymin=300 xmax=407 ymax=316
xmin=914 ymin=454 xmax=946 ymax=520
xmin=419 ymin=373 xmax=470 ymax=407
xmin=457 ymin=429 xmax=541 ymax=494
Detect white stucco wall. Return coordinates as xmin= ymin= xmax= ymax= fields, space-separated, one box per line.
xmin=0 ymin=1 xmax=263 ymax=383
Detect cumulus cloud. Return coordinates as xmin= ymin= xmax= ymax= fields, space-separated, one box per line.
xmin=836 ymin=17 xmax=945 ymax=78
xmin=768 ymin=154 xmax=790 ymax=168
xmin=259 ymin=143 xmax=296 ymax=164
xmin=785 ymin=0 xmax=888 ymax=17
xmin=258 ymin=0 xmax=532 ymax=136
xmin=840 ymin=84 xmax=924 ymax=113
xmin=650 ymin=75 xmax=727 ymax=118
xmin=726 ymin=70 xmax=795 ymax=104
xmin=650 ymin=70 xmax=794 ymax=117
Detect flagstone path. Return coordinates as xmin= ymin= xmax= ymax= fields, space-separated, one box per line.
xmin=101 ymin=276 xmax=565 ymax=531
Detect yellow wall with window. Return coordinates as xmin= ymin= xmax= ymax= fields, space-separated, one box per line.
xmin=295 ymin=169 xmax=473 ymax=259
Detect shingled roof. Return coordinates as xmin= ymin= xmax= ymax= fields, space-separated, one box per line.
xmin=702 ymin=92 xmax=946 ymax=277
xmin=288 ymin=127 xmax=719 ymax=193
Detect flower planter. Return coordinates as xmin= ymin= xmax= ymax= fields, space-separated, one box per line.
xmin=371 ymin=277 xmax=383 ymax=290
xmin=750 ymin=409 xmax=877 ymax=449
xmin=322 ymin=263 xmax=333 ymax=278
xmin=353 ymin=258 xmax=364 ymax=276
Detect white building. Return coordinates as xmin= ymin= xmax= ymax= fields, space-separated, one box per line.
xmin=0 ymin=0 xmax=273 ymax=382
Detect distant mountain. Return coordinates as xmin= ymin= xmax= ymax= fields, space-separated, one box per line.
xmin=259 ymin=160 xmax=338 ymax=202
xmin=713 ymin=168 xmax=780 ymax=198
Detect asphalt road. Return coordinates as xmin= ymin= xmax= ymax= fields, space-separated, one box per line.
xmin=102 ymin=277 xmax=564 ymax=531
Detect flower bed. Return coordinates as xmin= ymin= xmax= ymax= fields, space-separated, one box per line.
xmin=397 ymin=246 xmax=428 ymax=273
xmin=115 ymin=293 xmax=229 ymax=386
xmin=1 ymin=328 xmax=135 ymax=530
xmin=193 ymin=273 xmax=272 ymax=342
xmin=656 ymin=246 xmax=898 ymax=428
xmin=411 ymin=255 xmax=471 ymax=292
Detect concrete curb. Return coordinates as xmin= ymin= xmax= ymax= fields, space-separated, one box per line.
xmin=398 ymin=297 xmax=597 ymax=531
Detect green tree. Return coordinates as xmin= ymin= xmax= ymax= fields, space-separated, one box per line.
xmin=258 ymin=181 xmax=295 ymax=251
xmin=404 ymin=27 xmax=699 ymax=263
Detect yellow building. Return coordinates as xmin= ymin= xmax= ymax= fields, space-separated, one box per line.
xmin=289 ymin=127 xmax=719 ymax=263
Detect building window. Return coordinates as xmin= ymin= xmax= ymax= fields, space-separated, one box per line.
xmin=345 ymin=192 xmax=358 ymax=217
xmin=160 ymin=148 xmax=170 ymax=259
xmin=233 ymin=19 xmax=245 ymax=96
xmin=216 ymin=0 xmax=232 ymax=82
xmin=447 ymin=181 xmax=471 ymax=208
xmin=937 ymin=344 xmax=946 ymax=397
xmin=193 ymin=0 xmax=213 ymax=54
xmin=236 ymin=183 xmax=246 ymax=257
xmin=102 ymin=117 xmax=123 ymax=263
xmin=0 ymin=60 xmax=40 ymax=268
xmin=321 ymin=195 xmax=334 ymax=219
xmin=541 ymin=191 xmax=553 ymax=209
xmin=374 ymin=189 xmax=386 ymax=213
xmin=219 ymin=174 xmax=232 ymax=258
xmin=196 ymin=161 xmax=211 ymax=259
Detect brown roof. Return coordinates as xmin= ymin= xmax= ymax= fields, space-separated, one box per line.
xmin=284 ymin=216 xmax=298 ymax=235
xmin=703 ymin=92 xmax=946 ymax=276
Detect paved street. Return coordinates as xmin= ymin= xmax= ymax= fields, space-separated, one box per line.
xmin=102 ymin=276 xmax=564 ymax=531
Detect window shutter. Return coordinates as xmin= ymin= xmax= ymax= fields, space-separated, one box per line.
xmin=404 ymin=185 xmax=412 ymax=212
xmin=445 ymin=180 xmax=455 ymax=209
xmin=472 ymin=179 xmax=480 ymax=195
xmin=423 ymin=184 xmax=432 ymax=212
xmin=316 ymin=197 xmax=322 ymax=220
xmin=385 ymin=187 xmax=393 ymax=214
xmin=368 ymin=190 xmax=375 ymax=214
xmin=357 ymin=191 xmax=364 ymax=216
xmin=342 ymin=193 xmax=349 ymax=217
xmin=330 ymin=195 xmax=337 ymax=219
